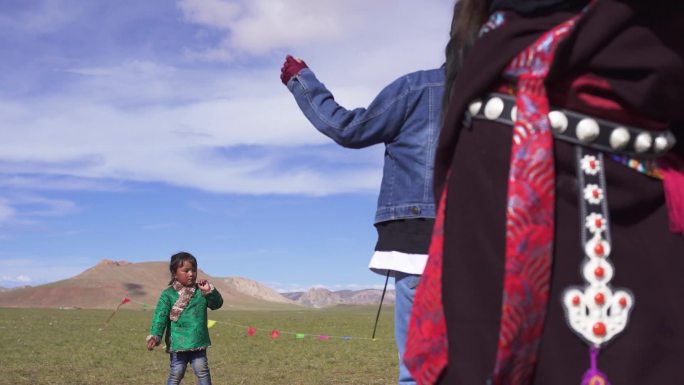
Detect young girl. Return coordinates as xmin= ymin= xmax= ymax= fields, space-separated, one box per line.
xmin=146 ymin=252 xmax=223 ymax=385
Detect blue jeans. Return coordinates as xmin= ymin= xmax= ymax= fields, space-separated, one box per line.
xmin=167 ymin=350 xmax=212 ymax=385
xmin=395 ymin=272 xmax=420 ymax=385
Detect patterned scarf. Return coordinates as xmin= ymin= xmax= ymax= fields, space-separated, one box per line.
xmin=170 ymin=280 xmax=196 ymax=322
xmin=491 ymin=13 xmax=585 ymax=384
xmin=405 ymin=9 xmax=590 ymax=385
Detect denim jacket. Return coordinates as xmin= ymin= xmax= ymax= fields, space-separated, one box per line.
xmin=287 ymin=67 xmax=445 ymax=223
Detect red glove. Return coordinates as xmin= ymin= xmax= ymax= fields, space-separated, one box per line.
xmin=280 ymin=55 xmax=308 ymax=85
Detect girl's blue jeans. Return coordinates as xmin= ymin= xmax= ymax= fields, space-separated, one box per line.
xmin=167 ymin=349 xmax=212 ymax=385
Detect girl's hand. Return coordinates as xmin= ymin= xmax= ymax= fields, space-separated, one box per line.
xmin=198 ymin=280 xmax=211 ymax=293
xmin=146 ymin=336 xmax=158 ymax=351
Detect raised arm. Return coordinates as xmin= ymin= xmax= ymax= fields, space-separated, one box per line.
xmin=281 ymin=56 xmax=409 ymax=149
xmin=198 ymin=280 xmax=223 ymax=310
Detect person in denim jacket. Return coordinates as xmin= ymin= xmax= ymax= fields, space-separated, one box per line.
xmin=281 ymin=56 xmax=445 ymax=385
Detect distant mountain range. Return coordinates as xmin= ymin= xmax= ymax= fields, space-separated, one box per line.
xmin=0 ymin=259 xmax=394 ymax=309
xmin=282 ymin=288 xmax=395 ymax=308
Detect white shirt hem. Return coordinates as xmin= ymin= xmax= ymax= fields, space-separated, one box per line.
xmin=368 ymin=250 xmax=427 ymax=276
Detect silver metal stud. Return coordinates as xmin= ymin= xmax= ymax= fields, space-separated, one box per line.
xmin=654 ymin=134 xmax=673 ymax=153
xmin=609 ymin=127 xmax=630 ymax=150
xmin=484 ymin=97 xmax=504 ymax=120
xmin=576 ymin=118 xmax=600 ymax=143
xmin=654 ymin=136 xmax=668 ymax=153
xmin=549 ymin=111 xmax=568 ymax=133
xmin=634 ymin=132 xmax=652 ymax=153
xmin=468 ymin=100 xmax=482 ymax=116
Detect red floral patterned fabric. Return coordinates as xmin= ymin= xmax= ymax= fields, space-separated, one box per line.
xmin=404 ymin=183 xmax=449 ymax=384
xmin=492 ymin=15 xmax=584 ymax=384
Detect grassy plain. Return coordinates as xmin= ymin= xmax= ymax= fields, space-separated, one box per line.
xmin=0 ymin=306 xmax=397 ymax=385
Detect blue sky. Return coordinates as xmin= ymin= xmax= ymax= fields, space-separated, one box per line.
xmin=0 ymin=0 xmax=451 ymax=292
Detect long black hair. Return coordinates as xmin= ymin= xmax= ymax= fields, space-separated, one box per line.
xmin=443 ymin=0 xmax=489 ymax=112
xmin=168 ymin=252 xmax=197 ymax=285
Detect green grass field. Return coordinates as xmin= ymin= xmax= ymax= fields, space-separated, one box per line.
xmin=0 ymin=306 xmax=397 ymax=385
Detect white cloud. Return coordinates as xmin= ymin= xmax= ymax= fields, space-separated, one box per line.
xmin=0 ymin=258 xmax=87 ymax=288
xmin=15 ymin=274 xmax=32 ymax=283
xmin=179 ymin=0 xmax=346 ymax=59
xmin=0 ymin=198 xmax=17 ymax=224
xmin=10 ymin=194 xmax=77 ymax=217
xmin=0 ymin=66 xmax=384 ymax=195
xmin=64 ymin=60 xmax=178 ymax=79
xmin=178 ymin=0 xmax=242 ymax=30
xmin=0 ymin=0 xmax=79 ymax=34
xmin=0 ymin=194 xmax=78 ymax=228
xmin=0 ymin=275 xmax=33 ymax=287
xmin=0 ymin=175 xmax=126 ymax=192
xmin=178 ymin=0 xmax=451 ymax=63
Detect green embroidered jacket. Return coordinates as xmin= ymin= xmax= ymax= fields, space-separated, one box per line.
xmin=149 ymin=286 xmax=223 ymax=352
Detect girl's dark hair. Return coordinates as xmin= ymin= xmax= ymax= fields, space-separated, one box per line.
xmin=443 ymin=0 xmax=489 ymax=112
xmin=168 ymin=252 xmax=197 ymax=285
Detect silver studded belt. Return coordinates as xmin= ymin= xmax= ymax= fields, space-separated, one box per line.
xmin=469 ymin=93 xmax=676 ymax=157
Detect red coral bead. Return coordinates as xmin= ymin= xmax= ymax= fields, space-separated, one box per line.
xmin=594 ymin=293 xmax=605 ymax=305
xmin=594 ymin=243 xmax=605 ymax=256
xmin=593 ymin=322 xmax=607 ymax=337
xmin=619 ymin=297 xmax=628 ymax=308
xmin=594 ymin=266 xmax=605 ymax=279
xmin=592 ymin=189 xmax=600 ymax=198
xmin=589 ymin=160 xmax=596 ymax=169
xmin=572 ymin=295 xmax=581 ymax=306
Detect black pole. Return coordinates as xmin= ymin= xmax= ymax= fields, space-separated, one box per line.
xmin=372 ymin=270 xmax=391 ymax=339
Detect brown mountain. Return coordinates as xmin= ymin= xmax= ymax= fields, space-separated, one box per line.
xmin=0 ymin=259 xmax=297 ymax=310
xmin=219 ymin=277 xmax=296 ymax=305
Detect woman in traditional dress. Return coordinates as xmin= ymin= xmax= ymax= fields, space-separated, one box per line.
xmin=406 ymin=1 xmax=684 ymax=384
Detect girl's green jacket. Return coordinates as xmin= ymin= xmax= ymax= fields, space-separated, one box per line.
xmin=149 ymin=286 xmax=223 ymax=352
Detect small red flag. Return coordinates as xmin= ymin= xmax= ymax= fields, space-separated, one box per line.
xmin=270 ymin=329 xmax=280 ymax=340
xmin=120 ymin=297 xmax=131 ymax=305
xmin=247 ymin=326 xmax=256 ymax=336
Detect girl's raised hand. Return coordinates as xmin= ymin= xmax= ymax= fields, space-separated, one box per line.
xmin=198 ymin=279 xmax=211 ymax=293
